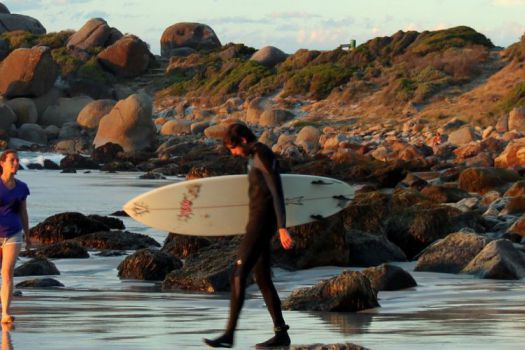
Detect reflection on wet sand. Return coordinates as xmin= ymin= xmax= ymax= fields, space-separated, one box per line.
xmin=1 ymin=323 xmax=14 ymax=350
xmin=315 ymin=311 xmax=374 ymax=336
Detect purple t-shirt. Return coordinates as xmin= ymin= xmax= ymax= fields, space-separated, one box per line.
xmin=0 ymin=179 xmax=30 ymax=238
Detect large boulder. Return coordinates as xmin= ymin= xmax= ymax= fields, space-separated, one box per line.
xmin=118 ymin=248 xmax=182 ymax=281
xmin=18 ymin=123 xmax=47 ymax=144
xmin=6 ymin=98 xmax=38 ymax=126
xmin=14 ymin=257 xmax=60 ymax=276
xmin=447 ymin=126 xmax=478 ymax=145
xmin=250 ymin=46 xmax=287 ymax=67
xmin=462 ymin=239 xmax=525 ymax=279
xmin=66 ymin=18 xmax=122 ymax=50
xmin=0 ymin=46 xmax=58 ymax=98
xmin=0 ymin=102 xmax=16 ymax=131
xmin=494 ymin=138 xmax=525 ymax=168
xmin=0 ymin=3 xmax=9 ymax=13
xmin=72 ymin=230 xmax=159 ymax=250
xmin=362 ymin=264 xmax=417 ymax=291
xmin=508 ymin=107 xmax=525 ymax=133
xmin=0 ymin=38 xmax=8 ymax=60
xmin=160 ymin=22 xmax=221 ymax=57
xmin=161 ymin=233 xmax=211 ymax=259
xmin=93 ymin=93 xmax=157 ymax=152
xmin=0 ymin=13 xmax=46 ymax=34
xmin=97 ymin=35 xmax=151 ymax=78
xmin=282 ymin=271 xmax=379 ymax=311
xmin=28 ymin=241 xmax=89 ymax=259
xmin=40 ymin=96 xmax=93 ymax=127
xmin=346 ymin=230 xmax=407 ymax=267
xmin=458 ymin=167 xmax=519 ymax=194
xmin=259 ymin=109 xmax=294 ymax=127
xmin=160 ymin=119 xmax=192 ymax=135
xmin=76 ymin=99 xmax=116 ymax=129
xmin=415 ymin=232 xmax=488 ymax=273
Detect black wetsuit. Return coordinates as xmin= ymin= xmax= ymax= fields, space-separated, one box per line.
xmin=225 ymin=141 xmax=287 ymax=335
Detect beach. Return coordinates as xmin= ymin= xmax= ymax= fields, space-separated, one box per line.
xmin=0 ymin=158 xmax=523 ymax=350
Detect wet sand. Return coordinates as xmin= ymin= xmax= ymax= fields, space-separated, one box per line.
xmin=2 ymin=163 xmax=525 ymax=349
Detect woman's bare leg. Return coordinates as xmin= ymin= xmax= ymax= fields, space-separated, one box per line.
xmin=1 ymin=243 xmax=21 ymax=323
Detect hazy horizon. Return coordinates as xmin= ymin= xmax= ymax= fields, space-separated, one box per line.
xmin=3 ymin=0 xmax=525 ymax=55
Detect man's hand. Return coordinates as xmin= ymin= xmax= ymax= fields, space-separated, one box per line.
xmin=278 ymin=228 xmax=294 ymax=250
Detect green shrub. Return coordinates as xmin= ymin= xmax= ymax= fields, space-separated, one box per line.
xmin=36 ymin=30 xmax=74 ymax=49
xmin=78 ymin=57 xmax=114 ymax=84
xmin=0 ymin=30 xmax=37 ymax=49
xmin=492 ymin=82 xmax=525 ymax=115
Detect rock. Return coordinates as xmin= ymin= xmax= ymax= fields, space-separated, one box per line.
xmin=32 ymin=87 xmax=61 ymax=120
xmin=58 ymin=122 xmax=82 ymax=139
xmin=0 ymin=102 xmax=16 ymax=131
xmin=250 ymin=46 xmax=287 ymax=67
xmin=15 ymin=278 xmax=64 ymax=288
xmin=447 ymin=126 xmax=478 ymax=145
xmin=14 ymin=257 xmax=60 ymax=276
xmin=420 ymin=185 xmax=471 ymax=203
xmin=259 ymin=109 xmax=294 ymax=127
xmin=282 ymin=271 xmax=379 ymax=311
xmin=505 ymin=180 xmax=525 ymax=197
xmin=72 ymin=230 xmax=160 ymax=250
xmin=97 ymin=35 xmax=151 ymax=78
xmin=0 ymin=3 xmax=9 ymax=13
xmin=415 ymin=232 xmax=488 ymax=273
xmin=494 ymin=138 xmax=525 ymax=168
xmin=54 ymin=138 xmax=91 ymax=154
xmin=40 ymin=96 xmax=93 ymax=127
xmin=190 ymin=121 xmax=210 ymax=135
xmin=77 ymin=99 xmax=116 ymax=129
xmin=118 ymin=248 xmax=182 ymax=281
xmin=385 ymin=205 xmax=484 ymax=259
xmin=458 ymin=167 xmax=519 ymax=194
xmin=87 ymin=214 xmax=124 ymax=229
xmin=160 ymin=22 xmax=221 ymax=57
xmin=245 ymin=97 xmax=265 ymax=124
xmin=18 ymin=124 xmax=47 ymax=145
xmin=91 ymin=142 xmax=124 ymax=163
xmin=496 ymin=114 xmax=509 ymax=133
xmin=508 ymin=107 xmax=525 ymax=132
xmin=0 ymin=38 xmax=8 ymax=60
xmin=462 ymin=239 xmax=525 ymax=279
xmin=362 ymin=264 xmax=417 ymax=291
xmin=33 ymin=241 xmax=89 ymax=259
xmin=94 ymin=93 xmax=157 ymax=152
xmin=59 ymin=154 xmax=99 ymax=169
xmin=66 ymin=18 xmax=122 ymax=50
xmin=296 ymin=126 xmax=321 ymax=146
xmin=345 ymin=230 xmax=407 ymax=267
xmin=161 ymin=233 xmax=211 ymax=259
xmin=343 ymin=191 xmax=391 ymax=234
xmin=0 ymin=13 xmax=46 ymax=34
xmin=398 ymin=173 xmax=428 ymax=191
xmin=501 ymin=196 xmax=525 ymax=215
xmin=203 ymin=124 xmax=228 ymax=139
xmin=160 ymin=119 xmax=192 ymax=135
xmin=0 ymin=47 xmax=57 ymax=98
xmin=162 ymin=238 xmax=240 ymax=293
xmin=272 ymin=214 xmax=348 ymax=270
xmin=28 ymin=212 xmax=109 ymax=245
xmin=5 ymin=98 xmax=38 ymax=126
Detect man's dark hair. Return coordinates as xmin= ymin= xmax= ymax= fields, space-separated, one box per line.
xmin=223 ymin=123 xmax=256 ymax=147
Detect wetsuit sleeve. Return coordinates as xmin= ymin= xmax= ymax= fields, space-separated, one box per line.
xmin=254 ymin=146 xmax=287 ymax=229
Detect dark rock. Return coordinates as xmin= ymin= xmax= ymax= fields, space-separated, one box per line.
xmin=28 ymin=212 xmax=109 ymax=245
xmin=43 ymin=159 xmax=60 ymax=169
xmin=101 ymin=161 xmax=136 ymax=172
xmin=118 ymin=248 xmax=182 ymax=281
xmin=362 ymin=264 xmax=417 ymax=291
xmin=60 ymin=154 xmax=100 ymax=170
xmin=139 ymin=172 xmax=166 ymax=179
xmin=26 ymin=163 xmax=43 ymax=170
xmin=462 ymin=239 xmax=525 ymax=279
xmin=162 ymin=238 xmax=241 ymax=293
xmin=34 ymin=241 xmax=89 ymax=259
xmin=343 ymin=192 xmax=390 ymax=234
xmin=505 ymin=180 xmax=525 ymax=197
xmin=161 ymin=233 xmax=211 ymax=259
xmin=415 ymin=232 xmax=488 ymax=273
xmin=72 ymin=230 xmax=160 ymax=250
xmin=439 ymin=166 xmax=464 ymax=182
xmin=398 ymin=173 xmax=428 ymax=191
xmin=282 ymin=271 xmax=379 ymax=311
xmin=110 ymin=210 xmax=128 ymax=217
xmin=91 ymin=142 xmax=124 ymax=163
xmin=14 ymin=257 xmax=60 ymax=276
xmin=272 ymin=214 xmax=348 ymax=270
xmin=458 ymin=167 xmax=519 ymax=195
xmin=385 ymin=205 xmax=485 ymax=259
xmin=95 ymin=250 xmax=127 ymax=257
xmin=61 ymin=169 xmax=77 ymax=173
xmin=16 ymin=278 xmax=64 ymax=288
xmin=501 ymin=196 xmax=525 ymax=215
xmin=87 ymin=214 xmax=125 ymax=230
xmin=346 ymin=230 xmax=407 ymax=267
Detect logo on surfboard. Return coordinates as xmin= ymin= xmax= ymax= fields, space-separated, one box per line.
xmin=178 ymin=184 xmax=202 ymax=222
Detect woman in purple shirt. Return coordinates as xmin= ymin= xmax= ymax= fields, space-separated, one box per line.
xmin=0 ymin=150 xmax=30 ymax=324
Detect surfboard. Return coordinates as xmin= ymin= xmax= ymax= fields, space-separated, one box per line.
xmin=123 ymin=174 xmax=354 ymax=236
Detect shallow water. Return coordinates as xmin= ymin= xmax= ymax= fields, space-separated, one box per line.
xmin=1 ymin=164 xmax=525 ymax=349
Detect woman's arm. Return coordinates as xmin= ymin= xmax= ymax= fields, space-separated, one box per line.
xmin=20 ymin=200 xmax=30 ymax=250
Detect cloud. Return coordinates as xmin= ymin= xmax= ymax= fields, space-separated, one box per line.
xmin=268 ymin=11 xmax=321 ymax=20
xmin=204 ymin=16 xmax=270 ymax=25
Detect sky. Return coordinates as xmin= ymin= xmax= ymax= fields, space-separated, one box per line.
xmin=3 ymin=0 xmax=525 ymax=55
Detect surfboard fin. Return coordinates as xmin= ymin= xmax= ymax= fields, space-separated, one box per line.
xmin=311 ymin=180 xmax=334 ymax=185
xmin=310 ymin=214 xmax=324 ymax=220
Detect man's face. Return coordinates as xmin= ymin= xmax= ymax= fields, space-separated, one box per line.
xmin=227 ymin=144 xmax=247 ymax=157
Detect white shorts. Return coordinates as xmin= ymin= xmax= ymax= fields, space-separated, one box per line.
xmin=1 ymin=231 xmax=23 ymax=248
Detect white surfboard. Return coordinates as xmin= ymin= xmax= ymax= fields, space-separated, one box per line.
xmin=123 ymin=174 xmax=354 ymax=236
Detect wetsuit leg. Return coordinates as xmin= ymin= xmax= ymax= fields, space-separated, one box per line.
xmin=224 ymin=220 xmax=268 ymax=335
xmin=253 ymin=239 xmax=285 ymax=328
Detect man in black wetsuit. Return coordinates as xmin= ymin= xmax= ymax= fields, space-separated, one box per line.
xmin=204 ymin=123 xmax=294 ymax=349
